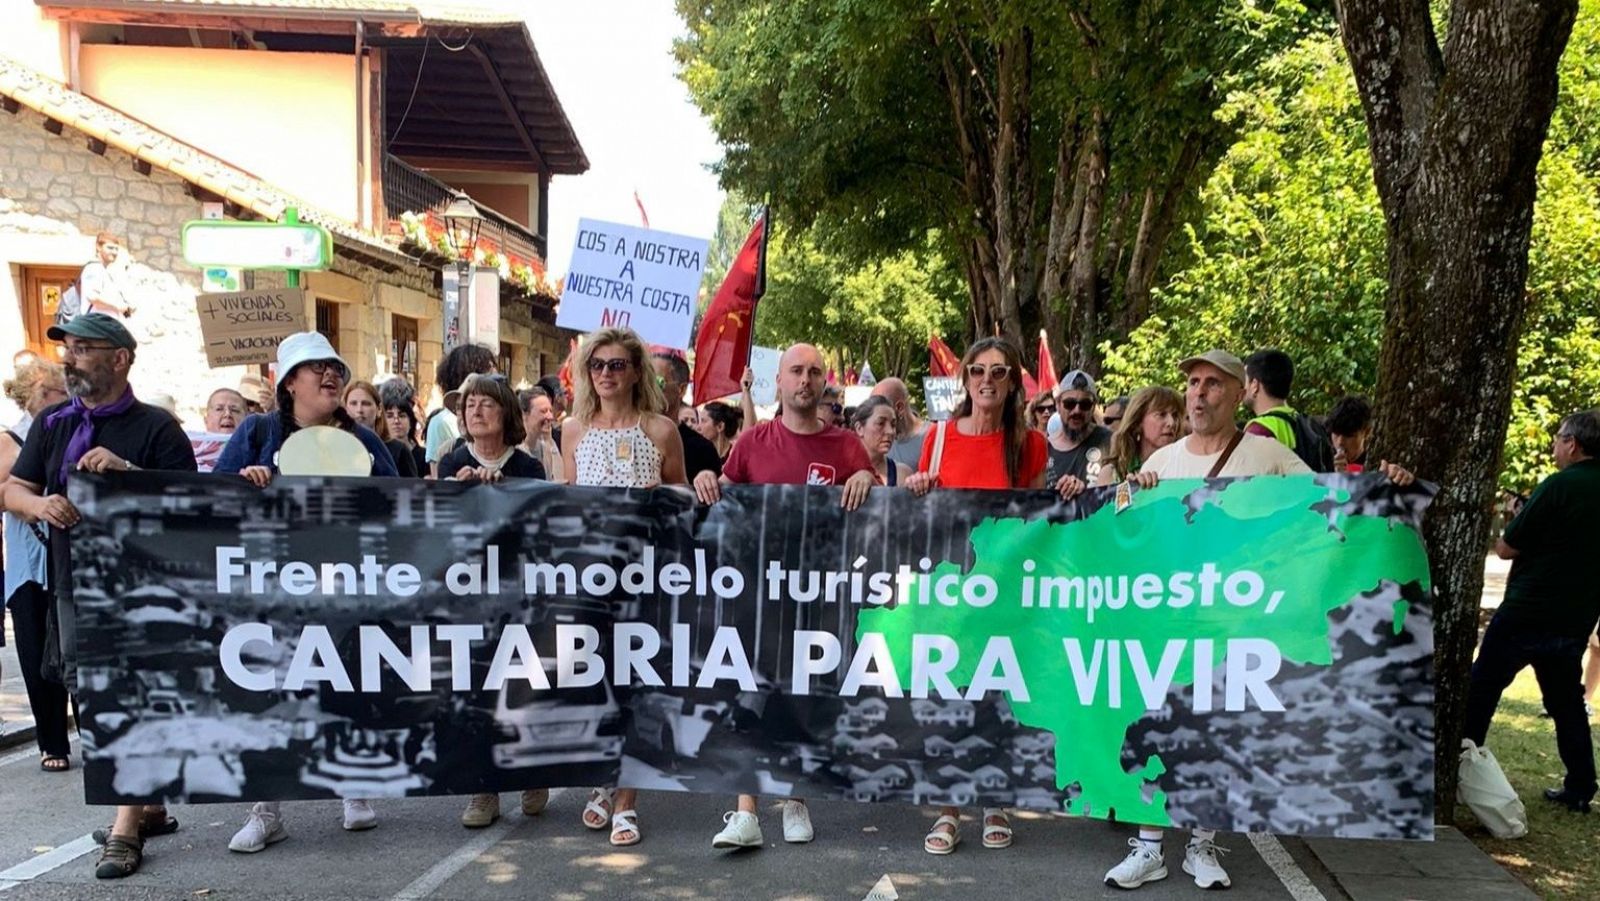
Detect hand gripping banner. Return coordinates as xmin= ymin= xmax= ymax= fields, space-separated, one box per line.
xmin=67 ymin=472 xmax=1436 ymax=839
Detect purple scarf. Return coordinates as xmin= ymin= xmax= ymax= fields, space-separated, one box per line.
xmin=43 ymin=385 xmax=137 ymax=484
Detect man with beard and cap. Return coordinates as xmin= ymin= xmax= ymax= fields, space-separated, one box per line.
xmin=1044 ymin=368 xmax=1111 ymax=488
xmin=870 ymin=377 xmax=929 ymax=469
xmin=693 ymin=342 xmax=874 ymax=852
xmin=1 ymin=313 xmax=196 ymax=880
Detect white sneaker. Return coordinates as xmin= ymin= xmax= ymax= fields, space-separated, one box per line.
xmin=1184 ymin=837 xmax=1232 ymax=889
xmin=342 ymin=799 xmax=376 ymax=831
xmin=1105 ymin=838 xmax=1167 ymax=889
xmin=712 ymin=811 xmax=763 ymax=849
xmin=781 ymin=800 xmax=814 ymax=843
xmin=229 ymin=802 xmax=288 ymax=853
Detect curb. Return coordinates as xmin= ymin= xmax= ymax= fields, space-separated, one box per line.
xmin=0 ymin=722 xmax=39 ymax=753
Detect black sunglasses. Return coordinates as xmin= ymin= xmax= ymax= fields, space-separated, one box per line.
xmin=588 ymin=358 xmax=632 ymax=373
xmin=1058 ymin=398 xmax=1095 ymax=412
xmin=827 ymin=403 xmax=843 ymax=416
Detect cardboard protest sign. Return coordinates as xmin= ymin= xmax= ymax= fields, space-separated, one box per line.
xmin=195 ymin=289 xmax=307 ymax=367
xmin=557 ymin=219 xmax=710 ymax=349
xmin=923 ymin=376 xmax=962 ymax=420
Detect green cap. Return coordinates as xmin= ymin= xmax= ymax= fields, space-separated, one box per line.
xmin=48 ymin=312 xmax=136 ymax=350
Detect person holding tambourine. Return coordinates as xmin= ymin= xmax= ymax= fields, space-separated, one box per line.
xmin=213 ymin=331 xmax=398 ymax=853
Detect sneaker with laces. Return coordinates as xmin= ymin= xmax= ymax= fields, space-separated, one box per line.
xmin=1183 ymin=837 xmax=1232 ymax=889
xmin=781 ymin=800 xmax=814 ymax=843
xmin=229 ymin=803 xmax=288 ymax=853
xmin=461 ymin=793 xmax=501 ymax=828
xmin=342 ymin=799 xmax=377 ymax=831
xmin=1105 ymin=838 xmax=1167 ymax=889
xmin=712 ymin=810 xmax=764 ymax=849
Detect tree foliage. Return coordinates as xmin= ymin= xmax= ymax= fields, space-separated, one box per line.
xmin=1104 ymin=12 xmax=1600 ymax=495
xmin=675 ymin=0 xmax=1321 ymax=368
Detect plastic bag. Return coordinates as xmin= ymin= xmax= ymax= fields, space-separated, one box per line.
xmin=1459 ymin=739 xmax=1528 ymax=839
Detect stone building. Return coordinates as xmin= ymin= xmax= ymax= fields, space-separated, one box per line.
xmin=0 ymin=0 xmax=585 ymax=427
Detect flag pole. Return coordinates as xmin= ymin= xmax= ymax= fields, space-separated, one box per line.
xmin=746 ymin=201 xmax=771 ymax=369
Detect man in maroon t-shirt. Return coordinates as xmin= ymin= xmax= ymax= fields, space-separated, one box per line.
xmin=692 ymin=343 xmax=873 ymax=851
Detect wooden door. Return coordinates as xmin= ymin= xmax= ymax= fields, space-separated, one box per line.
xmin=20 ymin=266 xmax=81 ymax=358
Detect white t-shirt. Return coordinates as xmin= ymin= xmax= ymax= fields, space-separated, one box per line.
xmin=1142 ymin=431 xmax=1311 ymax=479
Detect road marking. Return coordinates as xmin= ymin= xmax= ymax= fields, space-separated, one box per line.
xmin=388 ymin=790 xmax=563 ymax=901
xmin=1249 ymin=833 xmax=1328 ymax=901
xmin=863 ymin=874 xmax=898 ymax=900
xmin=0 ymin=835 xmax=98 ymax=894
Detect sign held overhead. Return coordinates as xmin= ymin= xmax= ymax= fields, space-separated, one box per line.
xmin=196 ymin=288 xmax=308 ymax=366
xmin=557 ymin=218 xmax=709 ymax=350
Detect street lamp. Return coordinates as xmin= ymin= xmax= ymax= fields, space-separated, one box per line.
xmin=441 ymin=191 xmax=484 ymax=352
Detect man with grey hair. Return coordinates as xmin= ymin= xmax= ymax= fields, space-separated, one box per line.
xmin=871 ymin=377 xmax=927 ymax=468
xmin=1465 ymin=409 xmax=1600 ymax=814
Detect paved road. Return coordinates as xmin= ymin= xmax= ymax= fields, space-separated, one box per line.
xmin=0 ymin=737 xmax=1359 ymax=900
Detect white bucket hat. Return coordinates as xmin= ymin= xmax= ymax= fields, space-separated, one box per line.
xmin=275 ymin=331 xmax=349 ymax=388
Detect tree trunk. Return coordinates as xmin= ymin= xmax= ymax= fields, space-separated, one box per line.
xmin=1040 ymin=122 xmax=1086 ymax=366
xmin=1066 ymin=106 xmax=1108 ymax=373
xmin=1123 ymin=130 xmax=1205 ymax=331
xmin=991 ymin=28 xmax=1035 ymax=345
xmin=1336 ymin=0 xmax=1578 ymax=824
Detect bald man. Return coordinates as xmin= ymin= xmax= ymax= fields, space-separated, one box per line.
xmin=692 ymin=343 xmax=874 ymax=851
xmin=870 ymin=377 xmax=927 ymax=468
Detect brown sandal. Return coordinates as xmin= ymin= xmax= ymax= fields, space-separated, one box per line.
xmin=94 ymin=836 xmax=143 ymax=879
xmin=93 ymin=810 xmax=179 ymax=846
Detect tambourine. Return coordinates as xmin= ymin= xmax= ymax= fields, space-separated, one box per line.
xmin=276 ymin=426 xmax=373 ymax=477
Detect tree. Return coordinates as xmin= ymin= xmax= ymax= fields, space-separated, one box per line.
xmin=675 ymin=0 xmax=1319 ymax=369
xmin=1335 ymin=0 xmax=1578 ymax=819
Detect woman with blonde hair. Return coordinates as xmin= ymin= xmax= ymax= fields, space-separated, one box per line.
xmin=561 ymin=327 xmax=685 ymax=846
xmin=1094 ymin=386 xmax=1184 ymax=486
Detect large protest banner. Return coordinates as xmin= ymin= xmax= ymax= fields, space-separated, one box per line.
xmin=68 ymin=472 xmax=1435 ymax=839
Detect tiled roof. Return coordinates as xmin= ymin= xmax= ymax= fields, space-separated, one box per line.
xmin=0 ymin=56 xmax=414 ymax=267
xmin=40 ymin=0 xmax=526 ymax=27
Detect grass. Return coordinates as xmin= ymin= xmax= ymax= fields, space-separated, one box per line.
xmin=1458 ymin=668 xmax=1599 ymax=900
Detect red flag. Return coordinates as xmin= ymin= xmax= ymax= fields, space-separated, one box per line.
xmin=1022 ymin=368 xmax=1040 ymax=398
xmin=929 ymin=334 xmax=961 ymax=377
xmin=1036 ymin=330 xmax=1058 ymax=394
xmin=692 ymin=211 xmax=768 ymax=401
xmin=633 ymin=190 xmax=651 ymax=228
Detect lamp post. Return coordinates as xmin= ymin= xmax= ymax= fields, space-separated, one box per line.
xmin=440 ymin=191 xmax=484 ymax=353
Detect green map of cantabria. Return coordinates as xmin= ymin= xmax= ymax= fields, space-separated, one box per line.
xmin=857 ymin=475 xmax=1432 ymax=828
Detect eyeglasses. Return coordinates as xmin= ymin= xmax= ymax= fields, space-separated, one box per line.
xmin=827 ymin=403 xmax=843 ymax=416
xmin=301 ymin=360 xmax=344 ymax=377
xmin=588 ymin=358 xmax=632 ymax=373
xmin=1103 ymin=416 xmax=1122 ymax=427
xmin=1058 ymin=398 xmax=1095 ymax=412
xmin=1032 ymin=405 xmax=1053 ymax=416
xmin=61 ymin=343 xmax=118 ymax=357
xmin=966 ymin=364 xmax=1011 ymax=382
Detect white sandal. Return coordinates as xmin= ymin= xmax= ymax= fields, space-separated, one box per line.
xmin=923 ymin=814 xmax=961 ymax=855
xmin=582 ymin=788 xmax=614 ymax=831
xmin=981 ymin=808 xmax=1013 ymax=849
xmin=610 ymin=809 xmax=640 ymax=847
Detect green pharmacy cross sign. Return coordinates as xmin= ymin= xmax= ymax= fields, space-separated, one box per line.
xmin=181 ymin=208 xmax=333 ymax=276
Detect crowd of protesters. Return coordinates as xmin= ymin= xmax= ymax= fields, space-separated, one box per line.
xmin=1 ymin=313 xmax=1595 ymax=888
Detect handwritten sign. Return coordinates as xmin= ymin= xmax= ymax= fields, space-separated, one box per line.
xmin=923 ymin=376 xmax=962 ymax=421
xmin=196 ymin=288 xmax=307 ymax=367
xmin=748 ymin=345 xmax=780 ymax=406
xmin=556 ymin=218 xmax=709 ymax=349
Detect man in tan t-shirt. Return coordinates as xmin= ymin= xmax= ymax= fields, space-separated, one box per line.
xmin=1105 ymin=347 xmax=1414 ymax=892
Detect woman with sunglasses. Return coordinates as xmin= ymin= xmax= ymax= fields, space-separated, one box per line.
xmin=216 ymin=332 xmax=397 ymax=853
xmin=562 ymin=327 xmax=686 ymax=847
xmin=1028 ymin=390 xmax=1055 ymax=432
xmin=903 ymin=336 xmax=1083 ymax=856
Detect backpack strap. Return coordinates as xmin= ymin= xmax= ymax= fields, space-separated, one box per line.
xmin=1207 ymin=429 xmax=1245 ymax=479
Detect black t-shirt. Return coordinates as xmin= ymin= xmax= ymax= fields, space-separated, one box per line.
xmin=679 ymin=422 xmax=723 ymax=482
xmin=1498 ymin=458 xmax=1600 ymax=637
xmin=437 ymin=444 xmax=547 ymax=481
xmin=1045 ymin=425 xmax=1112 ymax=484
xmin=12 ymin=398 xmax=197 ymax=633
xmin=386 ymin=439 xmax=420 ymax=478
